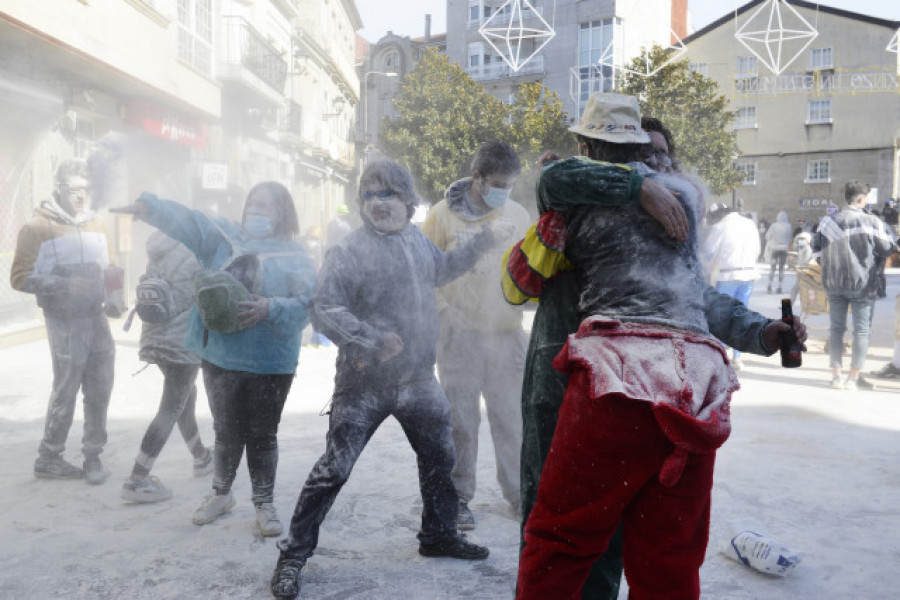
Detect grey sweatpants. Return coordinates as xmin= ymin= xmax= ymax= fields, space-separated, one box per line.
xmin=39 ymin=312 xmax=115 ymax=459
xmin=437 ymin=327 xmax=526 ymax=509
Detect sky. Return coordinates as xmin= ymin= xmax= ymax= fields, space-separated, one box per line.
xmin=355 ymin=0 xmax=899 ymax=42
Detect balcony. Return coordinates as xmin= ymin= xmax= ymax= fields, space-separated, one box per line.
xmin=467 ymin=55 xmax=544 ymax=81
xmin=219 ymin=17 xmax=288 ymax=101
xmin=468 ymin=5 xmax=544 ymax=29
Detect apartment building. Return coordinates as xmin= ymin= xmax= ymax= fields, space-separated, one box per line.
xmin=0 ymin=0 xmax=361 ymax=327
xmin=445 ymin=0 xmax=688 ymax=121
xmin=683 ymin=0 xmax=900 ymax=222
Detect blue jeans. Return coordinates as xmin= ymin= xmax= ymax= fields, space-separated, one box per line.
xmin=827 ymin=295 xmax=875 ymax=371
xmin=715 ymin=280 xmax=755 ymax=359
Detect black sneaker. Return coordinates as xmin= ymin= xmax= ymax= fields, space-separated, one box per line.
xmin=457 ymin=501 xmax=475 ymax=531
xmin=870 ymin=363 xmax=900 ymax=379
xmin=271 ymin=553 xmax=304 ymax=600
xmin=855 ymin=376 xmax=876 ymax=390
xmin=419 ymin=533 xmax=489 ymax=560
xmin=34 ymin=456 xmax=84 ymax=480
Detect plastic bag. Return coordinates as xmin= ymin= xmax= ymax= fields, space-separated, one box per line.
xmin=720 ymin=518 xmax=803 ymax=577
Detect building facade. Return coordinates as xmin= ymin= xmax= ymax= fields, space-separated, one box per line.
xmin=684 ymin=0 xmax=900 ymax=223
xmin=360 ymin=20 xmax=446 ymax=160
xmin=445 ymin=0 xmax=688 ymax=121
xmin=0 ymin=0 xmax=361 ymax=328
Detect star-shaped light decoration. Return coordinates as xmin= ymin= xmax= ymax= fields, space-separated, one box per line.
xmin=734 ymin=0 xmax=819 ymax=75
xmin=479 ymin=0 xmax=556 ymax=72
xmin=598 ymin=28 xmax=687 ymax=78
xmin=888 ymin=29 xmax=899 ymax=54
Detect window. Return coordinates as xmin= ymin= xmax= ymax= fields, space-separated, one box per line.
xmin=577 ymin=18 xmax=621 ymax=112
xmin=737 ymin=56 xmax=758 ymax=74
xmin=469 ymin=5 xmax=479 ymax=22
xmin=734 ymin=106 xmax=757 ymax=130
xmin=737 ymin=163 xmax=756 ymax=185
xmin=689 ymin=62 xmax=708 ymax=76
xmin=382 ymin=50 xmax=400 ymax=73
xmin=468 ymin=42 xmax=483 ymax=72
xmin=806 ymin=159 xmax=831 ymax=183
xmin=810 ymin=47 xmax=833 ymax=70
xmin=808 ymin=99 xmax=832 ymax=124
xmin=177 ymin=0 xmax=212 ymax=75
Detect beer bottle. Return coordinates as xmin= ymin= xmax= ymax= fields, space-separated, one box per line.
xmin=780 ymin=299 xmax=802 ymax=368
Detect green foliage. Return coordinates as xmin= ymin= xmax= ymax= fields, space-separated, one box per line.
xmin=619 ymin=46 xmax=743 ymax=195
xmin=380 ymin=50 xmax=574 ymax=205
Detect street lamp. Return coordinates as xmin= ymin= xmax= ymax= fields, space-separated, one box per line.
xmin=362 ymin=70 xmax=398 ymax=155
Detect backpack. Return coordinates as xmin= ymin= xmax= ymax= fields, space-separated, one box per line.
xmin=134 ymin=274 xmax=176 ymax=323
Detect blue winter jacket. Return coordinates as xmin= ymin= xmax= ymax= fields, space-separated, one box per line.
xmin=139 ymin=193 xmax=316 ymax=375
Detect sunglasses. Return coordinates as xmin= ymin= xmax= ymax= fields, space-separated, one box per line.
xmin=361 ymin=190 xmax=397 ymax=202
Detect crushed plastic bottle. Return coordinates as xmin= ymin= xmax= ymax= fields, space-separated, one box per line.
xmin=720 ymin=518 xmax=803 ymax=577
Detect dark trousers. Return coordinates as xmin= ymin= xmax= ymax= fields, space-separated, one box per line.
xmin=202 ymin=361 xmax=293 ymax=506
xmin=134 ymin=362 xmax=203 ymax=472
xmin=280 ymin=377 xmax=458 ymax=561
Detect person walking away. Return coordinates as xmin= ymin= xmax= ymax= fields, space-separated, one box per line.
xmin=270 ymin=160 xmax=494 ymax=600
xmin=815 ymin=180 xmax=897 ymax=390
xmin=120 ymin=231 xmax=213 ymax=502
xmin=789 ymin=231 xmax=814 ymax=308
xmin=700 ymin=204 xmax=761 ymax=371
xmin=422 ymin=140 xmax=531 ymax=530
xmin=10 ymin=158 xmax=118 ymax=485
xmin=765 ymin=211 xmax=792 ymax=294
xmin=112 ymin=181 xmax=316 ymax=535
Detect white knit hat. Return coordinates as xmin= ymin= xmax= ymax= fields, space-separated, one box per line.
xmin=569 ymin=93 xmax=650 ymax=144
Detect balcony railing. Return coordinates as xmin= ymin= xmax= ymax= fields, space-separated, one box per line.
xmin=221 ymin=17 xmax=287 ymax=94
xmin=468 ymin=5 xmax=543 ymax=29
xmin=467 ymin=55 xmax=544 ymax=80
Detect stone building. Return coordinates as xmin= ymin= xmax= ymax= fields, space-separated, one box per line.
xmin=684 ymin=0 xmax=899 ymax=224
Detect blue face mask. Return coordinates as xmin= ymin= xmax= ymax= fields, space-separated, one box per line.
xmin=244 ymin=214 xmax=274 ymax=239
xmin=482 ymin=186 xmax=511 ymax=209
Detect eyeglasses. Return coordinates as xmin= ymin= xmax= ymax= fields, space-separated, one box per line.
xmin=60 ymin=185 xmax=91 ymax=195
xmin=361 ymin=190 xmax=396 ymax=202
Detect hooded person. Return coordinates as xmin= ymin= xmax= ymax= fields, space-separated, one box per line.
xmin=119 ymin=231 xmax=214 ymax=503
xmin=422 ymin=140 xmax=531 ymax=530
xmin=765 ymin=211 xmax=793 ymax=294
xmin=270 ymin=160 xmax=496 ymax=600
xmin=10 ymin=158 xmax=118 ymax=485
xmin=503 ymin=93 xmax=807 ymax=599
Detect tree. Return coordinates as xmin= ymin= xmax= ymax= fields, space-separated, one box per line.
xmin=619 ymin=46 xmax=743 ymax=195
xmin=380 ymin=49 xmax=508 ymax=203
xmin=381 ymin=50 xmax=575 ymax=206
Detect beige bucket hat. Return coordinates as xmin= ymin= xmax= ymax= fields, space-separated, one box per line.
xmin=569 ymin=93 xmax=650 ymax=144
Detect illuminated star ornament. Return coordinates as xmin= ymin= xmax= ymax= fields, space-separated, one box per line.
xmin=479 ymin=0 xmax=556 ymax=72
xmin=888 ymin=29 xmax=899 ymax=54
xmin=734 ymin=0 xmax=819 ymax=75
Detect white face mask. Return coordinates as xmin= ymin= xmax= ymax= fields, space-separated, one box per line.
xmin=363 ymin=196 xmax=408 ymax=233
xmin=482 ymin=186 xmax=511 ymax=209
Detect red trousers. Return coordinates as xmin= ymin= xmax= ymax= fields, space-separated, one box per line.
xmin=517 ymin=372 xmax=716 ymax=600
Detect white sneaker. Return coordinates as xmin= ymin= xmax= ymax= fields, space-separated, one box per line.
xmin=193 ymin=448 xmax=214 ymax=477
xmin=192 ymin=491 xmax=235 ymax=525
xmin=121 ymin=475 xmax=172 ymax=503
xmin=255 ymin=502 xmax=283 ymax=537
xmin=830 ymin=376 xmax=844 ymax=390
